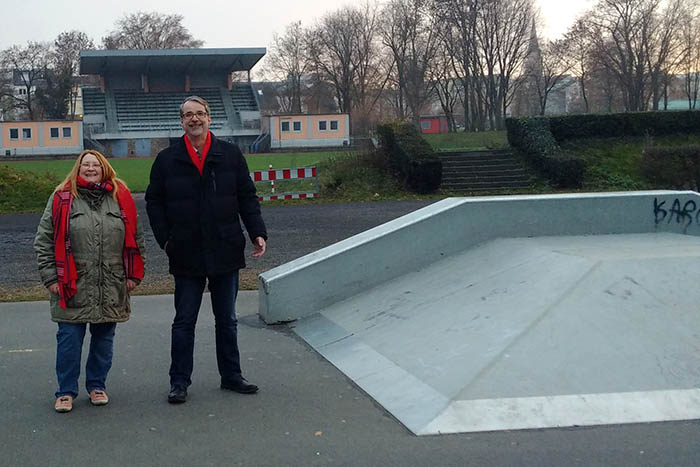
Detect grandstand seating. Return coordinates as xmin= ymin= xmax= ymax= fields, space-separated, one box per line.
xmin=230 ymin=84 xmax=258 ymax=111
xmin=81 ymin=84 xmax=259 ymax=133
xmin=82 ymin=88 xmax=106 ymax=115
xmin=114 ymin=88 xmax=226 ymax=132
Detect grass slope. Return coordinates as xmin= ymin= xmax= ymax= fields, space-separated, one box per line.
xmin=423 ymin=131 xmax=508 ymax=151
xmin=561 ymin=134 xmax=700 ymax=190
xmin=0 ymin=165 xmax=60 ymax=213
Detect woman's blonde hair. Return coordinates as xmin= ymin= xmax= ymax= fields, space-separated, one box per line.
xmin=55 ymin=150 xmax=127 ymax=200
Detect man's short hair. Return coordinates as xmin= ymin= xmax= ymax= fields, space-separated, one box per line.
xmin=180 ymin=96 xmax=210 ymax=117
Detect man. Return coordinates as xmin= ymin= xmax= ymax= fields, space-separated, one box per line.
xmin=145 ymin=96 xmax=267 ymax=404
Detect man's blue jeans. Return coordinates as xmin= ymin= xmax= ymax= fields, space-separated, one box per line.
xmin=55 ymin=322 xmax=117 ymax=398
xmin=170 ymin=272 xmax=242 ymax=388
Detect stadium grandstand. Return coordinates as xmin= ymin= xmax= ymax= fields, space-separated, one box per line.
xmin=79 ymin=48 xmax=265 ymax=156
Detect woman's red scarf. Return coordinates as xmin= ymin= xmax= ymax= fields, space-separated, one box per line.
xmin=51 ymin=176 xmax=144 ymax=309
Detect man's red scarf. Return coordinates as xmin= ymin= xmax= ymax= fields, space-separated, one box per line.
xmin=52 ymin=176 xmax=144 ymax=309
xmin=184 ymin=131 xmax=211 ymax=175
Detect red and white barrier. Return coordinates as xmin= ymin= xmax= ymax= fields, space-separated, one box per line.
xmin=258 ymin=193 xmax=319 ymax=201
xmin=250 ymin=167 xmax=317 ymax=182
xmin=250 ymin=166 xmax=318 ymax=201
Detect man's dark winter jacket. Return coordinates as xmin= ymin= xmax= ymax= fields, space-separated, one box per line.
xmin=145 ymin=134 xmax=267 ymax=276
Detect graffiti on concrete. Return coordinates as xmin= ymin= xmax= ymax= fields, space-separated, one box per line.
xmin=654 ymin=198 xmax=699 ymax=228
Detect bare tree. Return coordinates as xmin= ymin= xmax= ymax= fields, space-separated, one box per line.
xmin=306 ymin=8 xmax=357 ymax=114
xmin=103 ymin=12 xmax=204 ymax=49
xmin=381 ymin=0 xmax=415 ymax=119
xmin=432 ymin=0 xmax=483 ymax=131
xmin=305 ymin=75 xmax=339 ymax=113
xmin=378 ymin=9 xmax=406 ymax=120
xmin=588 ymin=48 xmax=625 ymax=113
xmin=306 ymin=3 xmax=386 ymax=133
xmin=0 ymin=71 xmax=14 ymax=120
xmin=564 ymin=17 xmax=595 ymax=113
xmin=478 ymin=0 xmax=535 ymax=129
xmin=427 ymin=38 xmax=461 ymax=131
xmin=432 ymin=0 xmax=535 ymax=130
xmin=588 ymin=0 xmax=646 ymax=111
xmin=380 ymin=0 xmax=440 ymax=125
xmin=0 ymin=42 xmax=52 ymax=119
xmin=644 ymin=0 xmax=684 ymax=110
xmin=54 ymin=31 xmax=95 ymax=119
xmin=351 ymin=2 xmax=388 ymax=133
xmin=261 ymin=21 xmax=312 ymax=113
xmin=678 ymin=0 xmax=700 ymax=109
xmin=587 ymin=0 xmax=683 ymax=111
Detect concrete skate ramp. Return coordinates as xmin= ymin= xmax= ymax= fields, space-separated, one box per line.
xmin=258 ymin=192 xmax=700 ymax=434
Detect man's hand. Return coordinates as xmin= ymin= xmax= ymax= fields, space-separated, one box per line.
xmin=252 ymin=237 xmax=266 ymax=258
xmin=48 ymin=283 xmax=59 ymax=294
xmin=126 ymin=279 xmax=138 ymax=292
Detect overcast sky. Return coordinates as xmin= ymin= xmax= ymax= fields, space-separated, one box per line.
xmin=1 ymin=0 xmax=595 ymax=53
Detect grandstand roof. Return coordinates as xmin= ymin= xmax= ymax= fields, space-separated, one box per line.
xmin=80 ymin=48 xmax=266 ymax=75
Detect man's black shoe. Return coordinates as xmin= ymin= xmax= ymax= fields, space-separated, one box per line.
xmin=221 ymin=378 xmax=259 ymax=394
xmin=168 ymin=385 xmax=187 ymax=404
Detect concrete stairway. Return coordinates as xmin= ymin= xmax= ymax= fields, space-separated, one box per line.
xmin=439 ymin=149 xmax=535 ymax=193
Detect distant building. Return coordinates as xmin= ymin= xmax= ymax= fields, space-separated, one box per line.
xmin=0 ymin=120 xmax=82 ymax=157
xmin=264 ymin=113 xmax=350 ymax=149
xmin=0 ymin=70 xmax=37 ymax=121
xmin=419 ymin=115 xmax=449 ymax=134
xmin=512 ymin=20 xmax=542 ymax=117
xmin=657 ymin=99 xmax=699 ymax=111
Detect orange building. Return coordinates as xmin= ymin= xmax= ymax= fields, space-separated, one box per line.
xmin=265 ymin=114 xmax=350 ymax=149
xmin=1 ymin=120 xmax=83 ymax=157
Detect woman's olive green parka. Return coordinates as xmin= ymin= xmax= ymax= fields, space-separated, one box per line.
xmin=34 ymin=193 xmax=145 ymax=323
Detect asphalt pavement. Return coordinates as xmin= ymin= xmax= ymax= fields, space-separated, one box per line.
xmin=2 ymin=293 xmax=700 ymax=466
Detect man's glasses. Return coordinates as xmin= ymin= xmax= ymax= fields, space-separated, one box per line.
xmin=181 ymin=111 xmax=208 ymax=120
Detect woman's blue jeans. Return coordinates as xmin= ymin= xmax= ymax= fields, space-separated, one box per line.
xmin=55 ymin=322 xmax=117 ymax=398
xmin=170 ymin=272 xmax=242 ymax=388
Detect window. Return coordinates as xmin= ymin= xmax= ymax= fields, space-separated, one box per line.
xmin=330 ymin=120 xmax=338 ymax=131
xmin=293 ymin=121 xmax=302 ymax=132
xmin=318 ymin=120 xmax=327 ymax=131
xmin=421 ymin=121 xmax=431 ymax=130
xmin=50 ymin=128 xmax=59 ymax=138
xmin=22 ymin=128 xmax=32 ymax=139
xmin=62 ymin=127 xmax=72 ymax=138
xmin=281 ymin=121 xmax=290 ymax=132
xmin=9 ymin=128 xmax=18 ymax=140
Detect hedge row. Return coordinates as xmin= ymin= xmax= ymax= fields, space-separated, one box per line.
xmin=548 ymin=111 xmax=700 ymax=142
xmin=376 ymin=122 xmax=442 ymax=193
xmin=641 ymin=144 xmax=700 ymax=190
xmin=505 ymin=117 xmax=584 ymax=188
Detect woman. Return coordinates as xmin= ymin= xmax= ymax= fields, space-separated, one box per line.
xmin=34 ymin=150 xmax=145 ymax=413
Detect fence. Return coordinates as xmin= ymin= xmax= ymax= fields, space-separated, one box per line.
xmin=250 ymin=166 xmax=319 ymax=201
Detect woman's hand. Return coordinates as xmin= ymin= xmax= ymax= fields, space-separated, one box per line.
xmin=126 ymin=279 xmax=138 ymax=292
xmin=48 ymin=283 xmax=59 ymax=294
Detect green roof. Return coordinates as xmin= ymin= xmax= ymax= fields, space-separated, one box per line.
xmin=657 ymin=99 xmax=698 ymax=110
xmin=80 ymin=48 xmax=266 ymax=75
